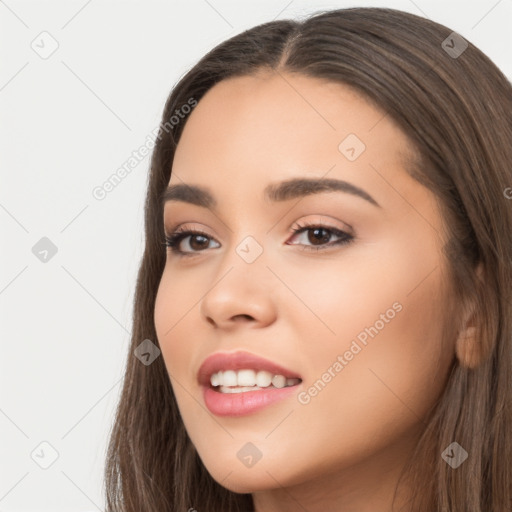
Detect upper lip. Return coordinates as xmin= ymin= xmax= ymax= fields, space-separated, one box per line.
xmin=197 ymin=350 xmax=302 ymax=387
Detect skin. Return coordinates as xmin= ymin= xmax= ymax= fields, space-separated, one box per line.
xmin=154 ymin=71 xmax=480 ymax=512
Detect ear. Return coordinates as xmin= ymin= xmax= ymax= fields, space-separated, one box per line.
xmin=454 ymin=262 xmax=486 ymax=369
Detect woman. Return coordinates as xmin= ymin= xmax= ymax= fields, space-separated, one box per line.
xmin=104 ymin=7 xmax=512 ymax=511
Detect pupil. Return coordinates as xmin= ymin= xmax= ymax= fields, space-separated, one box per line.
xmin=310 ymin=228 xmax=330 ymax=245
xmin=191 ymin=235 xmax=209 ymax=250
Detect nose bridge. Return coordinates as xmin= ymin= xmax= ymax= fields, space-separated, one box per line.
xmin=227 ymin=191 xmax=274 ymax=265
xmin=217 ymin=205 xmax=270 ymax=272
xmin=214 ymin=229 xmax=270 ymax=294
xmin=234 ymin=232 xmax=266 ymax=266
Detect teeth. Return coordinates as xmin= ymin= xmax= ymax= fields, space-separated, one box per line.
xmin=211 ymin=372 xmax=220 ymax=387
xmin=256 ymin=371 xmax=272 ymax=387
xmin=222 ymin=370 xmax=237 ymax=387
xmin=210 ymin=369 xmax=301 ymax=389
xmin=271 ymin=374 xmax=286 ymax=388
xmin=237 ymin=369 xmax=256 ymax=386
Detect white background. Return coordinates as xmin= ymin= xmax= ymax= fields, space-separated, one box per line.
xmin=1 ymin=0 xmax=511 ymax=510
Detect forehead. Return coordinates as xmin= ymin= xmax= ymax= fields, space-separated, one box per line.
xmin=170 ymin=71 xmax=417 ymax=209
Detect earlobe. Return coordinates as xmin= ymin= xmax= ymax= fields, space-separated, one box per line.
xmin=454 ymin=262 xmax=485 ymax=369
xmin=455 ymin=324 xmax=482 ymax=369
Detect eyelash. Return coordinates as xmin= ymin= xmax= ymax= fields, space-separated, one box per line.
xmin=163 ymin=221 xmax=354 ymax=258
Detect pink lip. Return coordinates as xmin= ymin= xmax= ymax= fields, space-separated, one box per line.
xmin=197 ymin=350 xmax=302 ymax=417
xmin=202 ymin=385 xmax=299 ymax=417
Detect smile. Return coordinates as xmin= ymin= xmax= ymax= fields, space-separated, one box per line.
xmin=211 ymin=369 xmax=301 ymax=391
xmin=198 ymin=351 xmax=303 ymax=416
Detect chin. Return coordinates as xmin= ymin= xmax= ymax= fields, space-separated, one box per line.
xmin=203 ymin=460 xmax=290 ymax=494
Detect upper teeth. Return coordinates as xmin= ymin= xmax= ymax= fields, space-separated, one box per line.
xmin=210 ymin=369 xmax=300 ymax=389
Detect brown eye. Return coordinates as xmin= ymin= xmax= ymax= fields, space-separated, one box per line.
xmin=188 ymin=234 xmax=210 ymax=251
xmin=287 ymin=223 xmax=354 ymax=252
xmin=165 ymin=230 xmax=220 ymax=256
xmin=307 ymin=227 xmax=332 ymax=245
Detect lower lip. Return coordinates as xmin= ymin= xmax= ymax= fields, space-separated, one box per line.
xmin=202 ymin=384 xmax=299 ymax=417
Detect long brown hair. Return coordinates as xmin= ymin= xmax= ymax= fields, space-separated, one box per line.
xmin=104 ymin=7 xmax=512 ymax=511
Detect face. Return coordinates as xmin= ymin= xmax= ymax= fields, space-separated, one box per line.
xmin=154 ymin=71 xmax=456 ymax=504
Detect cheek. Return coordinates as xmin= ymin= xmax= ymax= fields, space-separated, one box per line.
xmin=154 ymin=276 xmax=194 ymax=381
xmin=274 ymin=252 xmax=453 ymax=470
xmin=154 ymin=277 xmax=207 ymax=442
xmin=294 ymin=313 xmax=447 ymax=466
xmin=272 ymin=249 xmax=402 ymax=355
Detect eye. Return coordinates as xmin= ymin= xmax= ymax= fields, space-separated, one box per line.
xmin=286 ymin=221 xmax=354 ymax=252
xmin=163 ymin=220 xmax=355 ymax=258
xmin=164 ymin=227 xmax=220 ymax=257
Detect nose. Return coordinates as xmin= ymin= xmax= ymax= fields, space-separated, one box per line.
xmin=199 ymin=250 xmax=278 ymax=331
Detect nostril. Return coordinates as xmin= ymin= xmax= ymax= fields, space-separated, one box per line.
xmin=233 ymin=314 xmax=254 ymax=321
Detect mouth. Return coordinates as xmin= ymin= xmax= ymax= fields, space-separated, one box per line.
xmin=198 ymin=350 xmax=303 ymax=416
xmin=210 ymin=369 xmax=302 ymax=393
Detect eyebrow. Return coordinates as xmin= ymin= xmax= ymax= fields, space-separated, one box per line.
xmin=160 ymin=177 xmax=381 ymax=210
